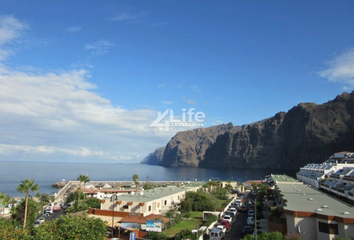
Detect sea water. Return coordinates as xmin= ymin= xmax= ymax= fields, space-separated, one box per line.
xmin=0 ymin=161 xmax=296 ymax=197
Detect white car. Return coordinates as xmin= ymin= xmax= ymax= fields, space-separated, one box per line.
xmin=247 ymin=216 xmax=254 ymax=225
xmin=216 ymin=225 xmax=227 ymax=233
xmin=229 ymin=207 xmax=237 ymax=213
xmin=34 ymin=220 xmax=41 ymax=228
xmin=248 ymin=209 xmax=254 ymax=216
xmin=37 ymin=217 xmax=45 ymax=223
xmin=223 ymin=214 xmax=233 ymax=223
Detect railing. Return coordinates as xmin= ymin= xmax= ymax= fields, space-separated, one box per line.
xmin=55 ymin=181 xmax=73 ymax=201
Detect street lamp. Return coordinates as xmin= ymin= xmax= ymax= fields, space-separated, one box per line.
xmin=110 ymin=193 xmax=118 ymax=237
xmin=249 ymin=199 xmax=257 ymax=240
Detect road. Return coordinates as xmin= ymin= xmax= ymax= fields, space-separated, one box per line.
xmin=224 ymin=193 xmax=255 ymax=240
xmin=46 ymin=209 xmax=66 ymax=221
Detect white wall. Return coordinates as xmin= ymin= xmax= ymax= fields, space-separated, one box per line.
xmin=286 ymin=215 xmax=317 ymax=240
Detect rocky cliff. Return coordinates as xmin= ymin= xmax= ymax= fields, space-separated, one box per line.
xmin=140 ymin=147 xmax=165 ymax=165
xmin=160 ymin=122 xmax=242 ymax=167
xmin=144 ymin=91 xmax=354 ymax=170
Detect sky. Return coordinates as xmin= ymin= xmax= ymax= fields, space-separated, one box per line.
xmin=0 ymin=0 xmax=354 ymax=163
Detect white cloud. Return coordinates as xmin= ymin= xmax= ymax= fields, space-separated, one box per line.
xmin=318 ymin=48 xmax=354 ymax=86
xmin=0 ymin=15 xmax=28 ymax=61
xmin=0 ymin=66 xmax=173 ymax=162
xmin=85 ymin=40 xmax=114 ymax=55
xmin=109 ymin=12 xmax=147 ymax=22
xmin=64 ymin=26 xmax=82 ymax=33
xmin=162 ymin=100 xmax=173 ymax=105
xmin=0 ymin=16 xmax=173 ymax=163
xmin=149 ymin=22 xmax=168 ymax=27
xmin=190 ymin=85 xmax=201 ymax=93
xmin=186 ymin=100 xmax=196 ymax=105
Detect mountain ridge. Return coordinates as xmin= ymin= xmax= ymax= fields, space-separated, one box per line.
xmin=141 ymin=91 xmax=354 ymax=170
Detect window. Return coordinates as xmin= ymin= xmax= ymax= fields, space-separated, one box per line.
xmin=318 ymin=222 xmax=338 ymax=234
xmin=164 ymin=200 xmax=167 ymax=205
xmin=157 ymin=203 xmax=160 ymax=208
xmin=148 ymin=205 xmax=151 ymax=211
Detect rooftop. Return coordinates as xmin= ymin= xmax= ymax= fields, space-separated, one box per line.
xmin=104 ymin=182 xmax=203 ymax=202
xmin=277 ymin=182 xmax=354 ymax=219
xmin=271 ymin=174 xmax=299 ymax=183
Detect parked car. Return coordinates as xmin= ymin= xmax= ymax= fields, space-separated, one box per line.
xmin=248 ymin=209 xmax=254 ymax=216
xmin=252 ymin=190 xmax=257 ymax=196
xmin=210 ymin=228 xmax=225 ymax=240
xmin=232 ymin=202 xmax=239 ymax=208
xmin=45 ymin=207 xmax=52 ymax=214
xmin=223 ymin=214 xmax=233 ymax=223
xmin=225 ymin=211 xmax=235 ymax=218
xmin=37 ymin=217 xmax=45 ymax=223
xmin=34 ymin=220 xmax=41 ymax=228
xmin=220 ymin=220 xmax=230 ymax=230
xmin=53 ymin=204 xmax=61 ymax=211
xmin=229 ymin=207 xmax=237 ymax=213
xmin=243 ymin=225 xmax=253 ymax=236
xmin=216 ymin=225 xmax=227 ymax=233
xmin=247 ymin=216 xmax=254 ymax=225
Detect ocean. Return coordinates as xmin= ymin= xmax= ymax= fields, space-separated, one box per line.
xmin=0 ymin=161 xmax=297 ymax=197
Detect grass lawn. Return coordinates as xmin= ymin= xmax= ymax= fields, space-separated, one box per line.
xmin=162 ymin=211 xmax=204 ymax=237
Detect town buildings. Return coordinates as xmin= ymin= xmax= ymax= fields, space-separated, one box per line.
xmin=268 ymin=174 xmax=354 ymax=240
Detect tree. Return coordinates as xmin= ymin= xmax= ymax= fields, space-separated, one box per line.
xmin=174 ymin=229 xmax=195 ymax=240
xmin=133 ymin=174 xmax=139 ymax=191
xmin=16 ymin=179 xmax=39 ymax=229
xmin=225 ymin=179 xmax=233 ymax=193
xmin=0 ymin=193 xmax=11 ymax=207
xmin=242 ymin=231 xmax=283 ymax=240
xmin=66 ymin=191 xmax=84 ymax=205
xmin=34 ymin=215 xmax=107 ymax=239
xmin=77 ymin=175 xmax=90 ymax=202
xmin=85 ymin=198 xmax=101 ymax=209
xmin=11 ymin=198 xmax=38 ymax=229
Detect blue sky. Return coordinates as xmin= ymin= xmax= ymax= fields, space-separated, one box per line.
xmin=0 ymin=0 xmax=354 ymax=163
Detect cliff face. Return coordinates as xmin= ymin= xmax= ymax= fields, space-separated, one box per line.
xmin=160 ymin=123 xmax=241 ymax=167
xmin=145 ymin=91 xmax=354 ymax=170
xmin=199 ymin=112 xmax=285 ymax=169
xmin=140 ymin=147 xmax=165 ymax=165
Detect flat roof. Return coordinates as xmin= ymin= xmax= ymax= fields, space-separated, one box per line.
xmin=277 ymin=182 xmax=354 ymax=219
xmin=271 ymin=174 xmax=299 ymax=183
xmin=105 ymin=182 xmax=203 ymax=202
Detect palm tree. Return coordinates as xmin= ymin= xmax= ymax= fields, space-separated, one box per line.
xmin=0 ymin=193 xmax=11 ymax=207
xmin=77 ymin=175 xmax=90 ymax=202
xmin=16 ymin=179 xmax=39 ymax=228
xmin=132 ymin=174 xmax=139 ymax=192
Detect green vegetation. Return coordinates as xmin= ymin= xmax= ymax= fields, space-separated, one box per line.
xmin=16 ymin=179 xmax=39 ymax=229
xmin=34 ymin=215 xmax=106 ymax=239
xmin=11 ymin=198 xmax=38 ymax=229
xmin=133 ymin=174 xmax=139 ymax=191
xmin=77 ymin=175 xmax=90 ymax=202
xmin=0 ymin=215 xmax=107 ymax=240
xmin=180 ymin=191 xmax=218 ymax=212
xmin=163 ymin=211 xmax=203 ymax=237
xmin=242 ymin=230 xmax=306 ymax=240
xmin=85 ymin=197 xmax=101 ymax=208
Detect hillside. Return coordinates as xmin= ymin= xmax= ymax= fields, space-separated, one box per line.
xmin=142 ymin=91 xmax=354 ymax=170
